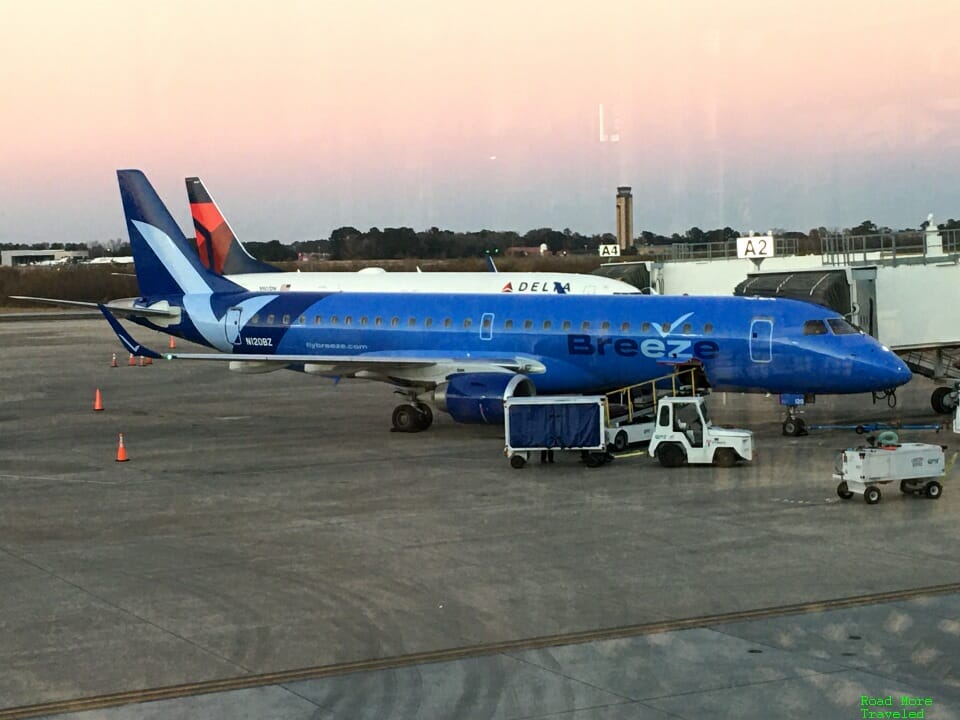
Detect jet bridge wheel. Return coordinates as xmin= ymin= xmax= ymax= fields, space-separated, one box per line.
xmin=931 ymin=386 xmax=958 ymax=414
xmin=391 ymin=403 xmax=429 ymax=432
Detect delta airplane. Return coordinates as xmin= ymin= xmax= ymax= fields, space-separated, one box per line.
xmin=16 ymin=170 xmax=913 ymax=434
xmin=185 ymin=176 xmax=639 ymax=295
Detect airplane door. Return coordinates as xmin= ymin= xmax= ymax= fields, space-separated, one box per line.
xmin=480 ymin=313 xmax=494 ymax=341
xmin=225 ymin=307 xmax=242 ymax=345
xmin=749 ymin=318 xmax=773 ymax=363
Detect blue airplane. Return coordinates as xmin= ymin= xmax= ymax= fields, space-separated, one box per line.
xmin=23 ymin=170 xmax=914 ymax=433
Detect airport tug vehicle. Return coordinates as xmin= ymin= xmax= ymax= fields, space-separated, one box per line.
xmin=648 ymin=396 xmax=754 ymax=468
xmin=834 ymin=432 xmax=945 ymax=505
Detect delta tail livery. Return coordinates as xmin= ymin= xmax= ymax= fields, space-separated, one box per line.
xmin=185 ymin=176 xmax=639 ymax=295
xmin=17 ymin=170 xmax=912 ymax=433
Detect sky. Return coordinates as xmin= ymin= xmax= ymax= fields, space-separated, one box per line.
xmin=1 ymin=0 xmax=959 ymax=245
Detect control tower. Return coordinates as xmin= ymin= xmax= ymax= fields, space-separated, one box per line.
xmin=616 ymin=186 xmax=633 ymax=251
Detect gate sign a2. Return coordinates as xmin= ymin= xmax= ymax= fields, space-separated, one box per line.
xmin=737 ymin=235 xmax=775 ymax=259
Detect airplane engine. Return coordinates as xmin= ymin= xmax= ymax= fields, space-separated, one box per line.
xmin=432 ymin=372 xmax=535 ymax=424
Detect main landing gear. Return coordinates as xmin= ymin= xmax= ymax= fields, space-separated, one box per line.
xmin=391 ymin=402 xmax=433 ymax=432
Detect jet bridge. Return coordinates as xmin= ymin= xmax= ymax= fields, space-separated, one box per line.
xmin=734 ymin=264 xmax=960 ymax=413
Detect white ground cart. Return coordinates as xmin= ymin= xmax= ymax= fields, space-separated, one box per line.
xmin=834 ymin=436 xmax=945 ymax=504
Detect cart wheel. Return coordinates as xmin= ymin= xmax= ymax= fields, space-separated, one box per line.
xmin=713 ymin=448 xmax=737 ymax=468
xmin=612 ymin=430 xmax=628 ymax=452
xmin=584 ymin=453 xmax=602 ymax=468
xmin=899 ymin=479 xmax=910 ymax=494
xmin=837 ymin=482 xmax=854 ymax=500
xmin=656 ymin=443 xmax=685 ymax=468
xmin=925 ymin=481 xmax=942 ymax=499
xmin=864 ymin=486 xmax=881 ymax=504
xmin=510 ymin=455 xmax=526 ymax=469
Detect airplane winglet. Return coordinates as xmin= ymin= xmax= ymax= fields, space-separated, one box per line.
xmin=486 ymin=255 xmax=499 ymax=273
xmin=98 ymin=304 xmax=163 ymax=359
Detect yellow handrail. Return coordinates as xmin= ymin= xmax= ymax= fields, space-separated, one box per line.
xmin=604 ymin=367 xmax=701 ymax=425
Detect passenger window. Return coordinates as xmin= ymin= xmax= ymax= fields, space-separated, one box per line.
xmin=252 ymin=314 xmax=260 ymax=325
xmin=444 ymin=318 xmax=452 ymax=328
xmin=375 ymin=317 xmax=382 ymax=327
xmin=601 ymin=321 xmax=610 ymax=331
xmin=661 ymin=322 xmax=670 ymax=333
xmin=344 ymin=316 xmax=352 ymax=326
xmin=282 ymin=314 xmax=291 ymax=325
xmin=704 ymin=323 xmax=713 ymax=334
xmin=390 ymin=317 xmax=399 ymax=327
xmin=827 ymin=318 xmax=858 ymax=335
xmin=330 ymin=315 xmax=338 ymax=325
xmin=524 ymin=319 xmax=533 ymax=329
xmin=266 ymin=314 xmax=275 ymax=325
xmin=641 ymin=322 xmax=651 ymax=332
xmin=314 ymin=315 xmax=322 ymax=325
xmin=803 ymin=320 xmax=828 ymax=335
xmin=463 ymin=318 xmax=472 ymax=328
xmin=360 ymin=316 xmax=368 ymax=326
xmin=425 ymin=318 xmax=433 ymax=328
xmin=581 ymin=321 xmax=590 ymax=330
xmin=543 ymin=320 xmax=552 ymax=330
xmin=299 ymin=316 xmax=305 ymax=325
xmin=682 ymin=323 xmax=692 ymax=334
xmin=621 ymin=322 xmax=630 ymax=332
xmin=562 ymin=320 xmax=571 ymax=330
xmin=408 ymin=317 xmax=416 ymax=327
xmin=505 ymin=319 xmax=514 ymax=330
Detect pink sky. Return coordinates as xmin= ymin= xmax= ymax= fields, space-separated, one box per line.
xmin=1 ymin=1 xmax=958 ymax=244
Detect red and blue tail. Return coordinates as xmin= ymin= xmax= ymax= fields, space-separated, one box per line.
xmin=186 ymin=177 xmax=277 ymax=276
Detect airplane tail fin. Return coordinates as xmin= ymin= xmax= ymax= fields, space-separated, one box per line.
xmin=186 ymin=177 xmax=278 ymax=275
xmin=117 ymin=170 xmax=244 ymax=298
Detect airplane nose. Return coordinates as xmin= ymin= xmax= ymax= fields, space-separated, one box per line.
xmin=869 ymin=352 xmax=912 ymax=389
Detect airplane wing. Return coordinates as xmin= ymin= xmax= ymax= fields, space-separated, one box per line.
xmin=13 ymin=296 xmax=181 ymax=319
xmin=98 ymin=304 xmax=545 ymax=376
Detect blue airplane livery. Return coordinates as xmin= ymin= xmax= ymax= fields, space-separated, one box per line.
xmin=16 ymin=170 xmax=913 ymax=433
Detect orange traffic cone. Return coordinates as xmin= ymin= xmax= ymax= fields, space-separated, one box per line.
xmin=138 ymin=356 xmax=145 ymax=367
xmin=115 ymin=433 xmax=129 ymax=462
xmin=169 ymin=336 xmax=177 ymax=350
xmin=144 ymin=356 xmax=153 ymax=365
xmin=93 ymin=388 xmax=104 ymax=412
xmin=110 ymin=353 xmax=118 ymax=368
xmin=128 ymin=353 xmax=136 ymax=366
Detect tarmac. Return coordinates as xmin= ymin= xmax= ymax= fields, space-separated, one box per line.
xmin=1 ymin=318 xmax=959 ymax=719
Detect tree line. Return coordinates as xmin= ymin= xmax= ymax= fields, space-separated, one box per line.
xmin=5 ymin=219 xmax=960 ymax=263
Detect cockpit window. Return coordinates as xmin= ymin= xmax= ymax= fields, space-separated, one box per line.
xmin=803 ymin=320 xmax=828 ymax=335
xmin=827 ymin=318 xmax=859 ymax=335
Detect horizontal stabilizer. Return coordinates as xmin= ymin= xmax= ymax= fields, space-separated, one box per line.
xmin=98 ymin=304 xmax=164 ymax=359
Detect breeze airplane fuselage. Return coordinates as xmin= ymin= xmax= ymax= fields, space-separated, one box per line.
xmin=185 ymin=176 xmax=639 ymax=296
xmin=151 ymin=288 xmax=912 ymax=399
